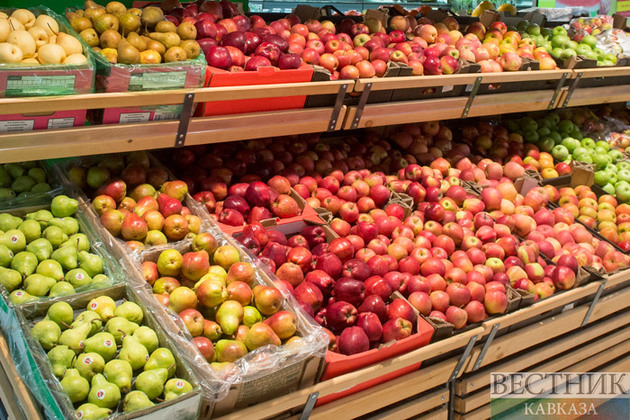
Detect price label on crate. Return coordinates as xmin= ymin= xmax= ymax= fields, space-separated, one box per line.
xmin=5 ymin=75 xmax=76 ymax=97
xmin=128 ymin=71 xmax=188 ymax=91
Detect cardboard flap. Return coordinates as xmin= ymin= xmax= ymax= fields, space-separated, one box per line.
xmin=425 ymin=10 xmax=448 ymax=22
xmin=480 ymin=10 xmax=500 ymax=27
xmin=365 ymin=9 xmax=389 ymax=28
xmin=294 ymin=5 xmax=321 ymax=21
xmin=569 ymin=162 xmax=595 ymax=187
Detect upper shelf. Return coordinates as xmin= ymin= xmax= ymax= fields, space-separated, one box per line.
xmin=0 ymin=66 xmax=629 ymax=163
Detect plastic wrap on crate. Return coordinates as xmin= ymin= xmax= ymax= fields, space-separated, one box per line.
xmin=0 ymin=198 xmax=123 ymax=313
xmin=12 ymin=283 xmax=203 ymax=420
xmin=0 ymin=7 xmax=95 ymax=97
xmin=0 ymin=162 xmax=65 ymax=211
xmin=127 ymin=231 xmax=328 ymax=414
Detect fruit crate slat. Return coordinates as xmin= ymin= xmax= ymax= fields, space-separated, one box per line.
xmin=367 ymin=387 xmax=449 ymax=420
xmin=0 ymin=334 xmax=41 ymax=420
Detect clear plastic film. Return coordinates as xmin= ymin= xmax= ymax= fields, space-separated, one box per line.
xmin=0 ymin=6 xmax=95 ymax=98
xmin=519 ymin=7 xmax=592 ymax=22
xmin=126 ymin=212 xmax=328 ymax=409
xmin=0 ymin=197 xmax=123 ymax=315
xmin=10 ymin=283 xmax=203 ymax=420
xmin=567 ymin=15 xmax=630 ymax=58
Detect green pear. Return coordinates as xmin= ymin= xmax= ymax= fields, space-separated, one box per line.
xmin=32 ymin=183 xmax=51 ymax=194
xmin=9 ymin=289 xmax=37 ymax=304
xmin=47 ymin=345 xmax=76 ymax=378
xmin=88 ymin=374 xmax=121 ymax=409
xmin=49 ymin=217 xmax=79 ymax=236
xmin=123 ymin=390 xmax=154 ymax=412
xmin=91 ymin=274 xmax=112 ymax=288
xmin=144 ymin=347 xmax=176 ymax=378
xmin=72 ymin=310 xmax=102 ymax=336
xmin=28 ymin=167 xmax=46 ymax=184
xmin=84 ymin=332 xmax=117 ymax=362
xmin=11 ymin=175 xmax=36 ymax=193
xmin=51 ymin=195 xmax=78 ymax=218
xmin=42 ymin=226 xmax=68 ymax=248
xmin=66 ymin=268 xmax=92 ymax=288
xmin=0 ymin=267 xmax=22 ymax=292
xmin=105 ymin=317 xmax=138 ymax=344
xmin=61 ymin=233 xmax=90 ymax=252
xmin=114 ymin=301 xmax=143 ymax=324
xmin=60 ymin=368 xmax=89 ymax=403
xmin=0 ymin=229 xmax=26 ymax=253
xmin=26 ymin=238 xmax=53 ymax=261
xmin=26 ymin=209 xmax=54 ymax=229
xmin=49 ymin=282 xmax=76 ymax=297
xmin=51 ymin=246 xmax=78 ymax=271
xmin=59 ymin=321 xmax=92 ymax=353
xmin=74 ymin=352 xmax=105 ymax=381
xmin=0 ymin=244 xmax=13 ymax=267
xmin=88 ymin=296 xmax=116 ymax=321
xmin=0 ymin=214 xmax=22 ymax=231
xmin=164 ymin=378 xmax=193 ymax=401
xmin=0 ymin=188 xmax=15 ymax=199
xmin=24 ymin=274 xmax=56 ymax=296
xmin=76 ymin=403 xmax=112 ymax=420
xmin=31 ymin=319 xmax=61 ymax=350
xmin=10 ymin=251 xmax=38 ymax=278
xmin=0 ymin=166 xmax=10 ymax=187
xmin=133 ymin=326 xmax=159 ymax=354
xmin=36 ymin=259 xmax=64 ymax=281
xmin=135 ymin=367 xmax=168 ymax=400
xmin=78 ymin=252 xmax=104 ymax=277
xmin=4 ymin=163 xmax=24 ymax=179
xmin=118 ymin=335 xmax=149 ymax=371
xmin=18 ymin=219 xmax=41 ymax=243
xmin=46 ymin=301 xmax=74 ymax=329
xmin=103 ymin=359 xmax=133 ymax=393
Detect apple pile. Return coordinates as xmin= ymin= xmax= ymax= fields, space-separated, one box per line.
xmin=142 ymin=235 xmax=301 ymax=365
xmin=0 ymin=9 xmax=88 ymax=65
xmin=66 ymin=152 xmax=201 ymax=251
xmin=235 ymin=222 xmax=425 ymax=354
xmin=71 ymin=1 xmax=201 ymax=65
xmin=552 ymin=185 xmax=630 ymax=252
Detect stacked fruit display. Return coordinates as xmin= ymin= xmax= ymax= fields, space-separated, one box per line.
xmin=0 ymin=9 xmax=88 ymax=65
xmin=0 ymin=195 xmax=113 ymax=304
xmin=0 ymin=161 xmax=53 ymax=200
xmin=70 ymin=1 xmax=201 ymax=64
xmin=66 ymin=152 xmax=202 ymax=251
xmin=142 ymin=236 xmax=301 ymax=365
xmin=30 ymin=297 xmax=193 ymax=415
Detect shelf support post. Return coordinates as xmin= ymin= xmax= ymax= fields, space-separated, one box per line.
xmin=461 ymin=77 xmax=482 ymax=119
xmin=581 ymin=278 xmax=607 ymax=327
xmin=562 ymin=72 xmax=582 ymax=108
xmin=328 ymin=84 xmax=349 ymax=132
xmin=548 ymin=73 xmax=568 ymax=109
xmin=472 ymin=323 xmax=500 ymax=371
xmin=175 ymin=93 xmax=196 ymax=147
xmin=299 ymin=391 xmax=319 ymax=420
xmin=447 ymin=335 xmax=478 ymax=419
xmin=350 ymin=83 xmax=373 ymax=129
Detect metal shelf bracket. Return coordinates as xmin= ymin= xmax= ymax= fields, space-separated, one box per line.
xmin=472 ymin=323 xmax=500 ymax=371
xmin=175 ymin=93 xmax=195 ymax=148
xmin=328 ymin=83 xmax=349 ymax=132
xmin=461 ymin=77 xmax=482 ymax=119
xmin=299 ymin=391 xmax=319 ymax=420
xmin=350 ymin=83 xmax=373 ymax=129
xmin=548 ymin=73 xmax=568 ymax=109
xmin=581 ymin=279 xmax=608 ymax=326
xmin=562 ymin=72 xmax=582 ymax=108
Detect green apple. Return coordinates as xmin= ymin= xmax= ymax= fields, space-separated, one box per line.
xmin=550 ymin=132 xmax=563 ymax=144
xmin=584 ymin=51 xmax=599 ymax=61
xmin=594 ymin=47 xmax=606 ymax=60
xmin=552 ymin=145 xmax=570 ymax=161
xmin=615 ymin=181 xmax=630 ymax=203
xmin=618 ymin=169 xmax=630 ymax=183
xmin=576 ymin=45 xmax=592 ymax=56
xmin=561 ymin=137 xmax=580 ymax=152
xmin=581 ymin=138 xmax=596 ymax=149
xmin=592 ymin=153 xmax=611 ymax=170
xmin=520 ymin=117 xmax=538 ymax=132
xmin=604 ymin=53 xmax=618 ymax=64
xmin=553 ymin=26 xmax=568 ymax=36
xmin=526 ymin=24 xmax=541 ymax=36
xmin=594 ymin=170 xmax=609 ymax=186
xmin=539 ymin=138 xmax=555 ymax=153
xmin=552 ymin=35 xmax=570 ymax=49
xmin=537 ymin=127 xmax=551 ymax=138
xmin=541 ymin=27 xmax=553 ymax=37
xmin=581 ymin=35 xmax=597 ymax=48
xmin=602 ymin=183 xmax=617 ymax=195
xmin=517 ymin=20 xmax=530 ymax=32
xmin=558 ymin=120 xmax=574 ymax=133
xmin=567 ymin=41 xmax=579 ymax=50
xmin=560 ymin=49 xmax=577 ymax=60
xmin=608 ymin=164 xmax=619 ymax=173
xmin=524 ymin=131 xmax=540 ymax=144
xmin=595 ymin=140 xmax=610 ymax=151
xmin=617 ymin=161 xmax=630 ymax=171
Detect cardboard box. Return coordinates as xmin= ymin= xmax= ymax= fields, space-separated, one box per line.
xmin=0 ymin=110 xmax=86 ymax=133
xmin=14 ymin=284 xmax=204 ymax=420
xmin=196 ymin=64 xmax=314 ymax=117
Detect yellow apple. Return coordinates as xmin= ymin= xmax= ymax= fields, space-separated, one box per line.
xmin=10 ymin=9 xmax=36 ymax=29
xmin=0 ymin=42 xmax=23 ymax=63
xmin=28 ymin=26 xmax=49 ymax=49
xmin=7 ymin=30 xmax=36 ymax=58
xmin=37 ymin=43 xmax=66 ymax=64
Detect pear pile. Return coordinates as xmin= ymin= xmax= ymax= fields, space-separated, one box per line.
xmin=68 ymin=1 xmax=201 ymax=65
xmin=0 ymin=195 xmax=112 ymax=304
xmin=146 ymin=237 xmax=301 ymax=369
xmin=0 ymin=161 xmax=53 ymax=200
xmin=31 ymin=298 xmax=193 ymax=417
xmin=0 ymin=9 xmax=88 ymax=65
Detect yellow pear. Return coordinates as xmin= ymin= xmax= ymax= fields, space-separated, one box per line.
xmin=100 ymin=48 xmax=117 ymax=63
xmin=10 ymin=9 xmax=35 ymax=29
xmin=64 ymin=53 xmax=88 ymax=65
xmin=38 ymin=43 xmax=66 ymax=64
xmin=79 ymin=28 xmax=98 ymax=47
xmin=139 ymin=49 xmax=161 ymax=64
xmin=57 ymin=32 xmax=83 ymax=56
xmin=7 ymin=17 xmax=25 ymax=32
xmin=7 ymin=30 xmax=36 ymax=58
xmin=21 ymin=57 xmax=39 ymax=65
xmin=0 ymin=42 xmax=22 ymax=63
xmin=34 ymin=15 xmax=58 ymax=37
xmin=28 ymin=26 xmax=49 ymax=49
xmin=0 ymin=19 xmax=9 ymax=42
